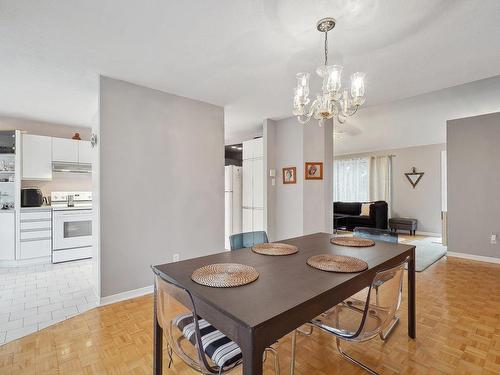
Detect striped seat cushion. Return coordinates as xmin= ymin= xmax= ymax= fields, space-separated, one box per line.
xmin=174 ymin=313 xmax=242 ymax=368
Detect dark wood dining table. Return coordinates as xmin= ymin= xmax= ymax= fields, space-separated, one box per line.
xmin=152 ymin=232 xmax=416 ymax=375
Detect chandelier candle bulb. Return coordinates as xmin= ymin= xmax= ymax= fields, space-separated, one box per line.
xmin=351 ymin=72 xmax=366 ymax=102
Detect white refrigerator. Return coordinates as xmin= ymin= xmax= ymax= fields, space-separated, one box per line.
xmin=225 ymin=165 xmax=242 ymax=249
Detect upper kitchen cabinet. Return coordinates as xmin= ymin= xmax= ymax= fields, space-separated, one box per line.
xmin=52 ymin=137 xmax=78 ymax=163
xmin=78 ymin=141 xmax=92 ymax=164
xmin=242 ymin=138 xmax=263 ymax=160
xmin=22 ymin=134 xmax=52 ymax=180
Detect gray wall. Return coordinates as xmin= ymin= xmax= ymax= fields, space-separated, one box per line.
xmin=263 ymin=119 xmax=276 ymax=240
xmin=447 ymin=112 xmax=500 ymax=258
xmin=264 ymin=117 xmax=333 ymax=241
xmin=99 ymin=76 xmax=224 ymax=297
xmin=339 ymin=143 xmax=445 ymax=234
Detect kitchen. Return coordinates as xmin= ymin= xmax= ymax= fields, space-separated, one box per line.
xmin=0 ymin=129 xmax=96 ymax=345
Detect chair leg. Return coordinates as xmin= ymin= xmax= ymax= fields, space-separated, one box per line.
xmin=264 ymin=347 xmax=280 ymax=375
xmin=379 ymin=316 xmax=400 ymax=341
xmin=290 ymin=329 xmax=297 ymax=375
xmin=375 ymin=285 xmax=400 ymax=341
xmin=335 ymin=337 xmax=379 ymax=375
xmin=296 ymin=324 xmax=313 ymax=336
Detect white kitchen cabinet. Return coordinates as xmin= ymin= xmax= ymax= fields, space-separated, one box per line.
xmin=22 ymin=134 xmax=52 ymax=180
xmin=19 ymin=210 xmax=52 ymax=260
xmin=252 ymin=158 xmax=264 ymax=208
xmin=52 ymin=137 xmax=78 ymax=163
xmin=0 ymin=212 xmax=15 ymax=260
xmin=242 ymin=159 xmax=253 ymax=208
xmin=242 ymin=138 xmax=263 ymax=159
xmin=242 ymin=140 xmax=254 ymax=160
xmin=78 ymin=141 xmax=92 ymax=164
xmin=253 ymin=138 xmax=263 ymax=158
xmin=242 ymin=208 xmax=253 ymax=232
xmin=242 ymin=138 xmax=264 ymax=233
xmin=252 ymin=208 xmax=264 ymax=231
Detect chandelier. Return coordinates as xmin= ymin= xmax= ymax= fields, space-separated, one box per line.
xmin=292 ymin=17 xmax=366 ymax=126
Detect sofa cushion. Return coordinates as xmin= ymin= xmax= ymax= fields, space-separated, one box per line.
xmin=360 ymin=203 xmax=372 ymax=216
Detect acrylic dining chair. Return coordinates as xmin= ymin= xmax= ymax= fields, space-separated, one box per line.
xmin=153 ymin=272 xmax=280 ymax=375
xmin=229 ymin=231 xmax=269 ymax=250
xmin=290 ymin=258 xmax=408 ymax=375
xmin=353 ymin=226 xmax=399 ymax=243
xmin=353 ymin=226 xmax=401 ymax=340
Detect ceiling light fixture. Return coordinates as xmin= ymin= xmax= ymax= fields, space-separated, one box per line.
xmin=292 ymin=17 xmax=366 ymax=126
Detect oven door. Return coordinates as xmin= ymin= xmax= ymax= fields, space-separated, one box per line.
xmin=53 ymin=209 xmax=92 ymax=250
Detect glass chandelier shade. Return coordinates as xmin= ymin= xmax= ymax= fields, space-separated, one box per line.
xmin=292 ymin=18 xmax=366 ymax=126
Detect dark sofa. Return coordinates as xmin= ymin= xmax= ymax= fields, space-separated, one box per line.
xmin=334 ymin=201 xmax=388 ymax=231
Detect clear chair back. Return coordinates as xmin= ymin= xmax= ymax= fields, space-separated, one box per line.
xmin=353 ymin=227 xmax=398 ymax=243
xmin=154 ymin=274 xmax=219 ymax=374
xmin=229 ymin=231 xmax=269 ymax=250
xmin=325 ymin=259 xmax=407 ymax=341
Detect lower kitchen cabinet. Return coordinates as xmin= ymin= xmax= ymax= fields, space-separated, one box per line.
xmin=0 ymin=212 xmax=15 ymax=260
xmin=20 ymin=209 xmax=52 ymax=260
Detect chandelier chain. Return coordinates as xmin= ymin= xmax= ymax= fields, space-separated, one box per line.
xmin=324 ymin=31 xmax=328 ymax=66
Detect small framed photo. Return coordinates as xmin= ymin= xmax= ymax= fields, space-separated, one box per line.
xmin=305 ymin=162 xmax=323 ymax=180
xmin=282 ymin=167 xmax=296 ymax=184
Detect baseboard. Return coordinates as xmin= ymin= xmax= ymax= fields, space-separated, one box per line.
xmin=99 ymin=285 xmax=153 ymax=306
xmin=447 ymin=251 xmax=500 ymax=265
xmin=0 ymin=256 xmax=51 ymax=267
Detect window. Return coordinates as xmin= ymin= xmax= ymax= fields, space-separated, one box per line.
xmin=334 ymin=157 xmax=369 ymax=202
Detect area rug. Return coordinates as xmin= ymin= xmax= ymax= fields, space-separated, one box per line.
xmin=406 ymin=237 xmax=447 ymax=272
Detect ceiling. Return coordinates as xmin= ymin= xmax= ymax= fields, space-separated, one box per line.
xmin=1 ymin=0 xmax=500 ymax=142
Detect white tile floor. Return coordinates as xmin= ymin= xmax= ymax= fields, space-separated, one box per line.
xmin=0 ymin=259 xmax=97 ymax=345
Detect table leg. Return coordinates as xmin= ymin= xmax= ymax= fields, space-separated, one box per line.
xmin=241 ymin=334 xmax=264 ymax=375
xmin=153 ymin=283 xmax=163 ymax=375
xmin=408 ymin=249 xmax=416 ymax=339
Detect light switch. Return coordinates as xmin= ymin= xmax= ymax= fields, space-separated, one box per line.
xmin=269 ymin=169 xmax=276 ymax=177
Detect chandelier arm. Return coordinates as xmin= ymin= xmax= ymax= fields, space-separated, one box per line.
xmin=346 ymin=105 xmax=359 ymax=117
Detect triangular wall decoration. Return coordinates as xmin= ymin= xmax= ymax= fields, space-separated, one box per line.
xmin=405 ymin=167 xmax=424 ymax=189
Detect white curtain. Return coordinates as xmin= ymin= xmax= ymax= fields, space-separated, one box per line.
xmin=369 ymin=156 xmax=392 ymax=216
xmin=333 ymin=158 xmax=369 ymax=202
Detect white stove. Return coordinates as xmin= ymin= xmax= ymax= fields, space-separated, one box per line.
xmin=51 ymin=191 xmax=93 ymax=263
xmin=50 ymin=191 xmax=92 ymax=210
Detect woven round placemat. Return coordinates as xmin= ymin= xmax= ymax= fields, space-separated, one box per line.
xmin=307 ymin=254 xmax=368 ymax=273
xmin=191 ymin=263 xmax=259 ymax=288
xmin=252 ymin=243 xmax=298 ymax=256
xmin=330 ymin=237 xmax=375 ymax=247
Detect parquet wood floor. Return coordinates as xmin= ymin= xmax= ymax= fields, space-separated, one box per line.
xmin=1 ymin=255 xmax=500 ymax=374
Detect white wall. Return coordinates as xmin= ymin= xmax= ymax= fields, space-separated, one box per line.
xmin=338 ymin=143 xmax=445 ymax=234
xmin=99 ymin=76 xmax=224 ymax=297
xmin=447 ymin=112 xmax=500 ymax=259
xmin=336 ymin=76 xmax=500 ymax=155
xmin=264 ymin=117 xmax=333 ymax=241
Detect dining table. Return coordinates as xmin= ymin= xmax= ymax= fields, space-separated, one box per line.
xmin=152 ymin=232 xmax=416 ymax=375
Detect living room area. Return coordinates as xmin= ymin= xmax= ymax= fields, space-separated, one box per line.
xmin=332 ymin=142 xmax=447 ymax=272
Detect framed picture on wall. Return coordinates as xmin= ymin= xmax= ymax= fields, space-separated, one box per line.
xmin=282 ymin=167 xmax=297 ymax=184
xmin=305 ymin=162 xmax=323 ymax=180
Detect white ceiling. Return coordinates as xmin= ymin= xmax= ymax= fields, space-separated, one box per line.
xmin=1 ymin=0 xmax=500 ymax=142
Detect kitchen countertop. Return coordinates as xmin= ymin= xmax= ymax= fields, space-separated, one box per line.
xmin=52 ymin=206 xmax=92 ymax=211
xmin=20 ymin=206 xmax=53 ymax=211
xmin=0 ymin=209 xmax=15 ymax=214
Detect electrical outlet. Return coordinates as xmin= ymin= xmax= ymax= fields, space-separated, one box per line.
xmin=173 ymin=253 xmax=180 ymax=262
xmin=490 ymin=234 xmax=497 ymax=245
